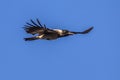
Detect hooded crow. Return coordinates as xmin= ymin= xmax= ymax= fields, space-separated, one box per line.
xmin=23 ymin=19 xmax=93 ymax=41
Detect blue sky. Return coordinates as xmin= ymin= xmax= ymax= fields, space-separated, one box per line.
xmin=0 ymin=0 xmax=120 ymax=80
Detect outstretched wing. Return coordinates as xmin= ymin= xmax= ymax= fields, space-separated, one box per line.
xmin=24 ymin=36 xmax=39 ymax=41
xmin=23 ymin=19 xmax=53 ymax=35
xmin=71 ymin=27 xmax=94 ymax=34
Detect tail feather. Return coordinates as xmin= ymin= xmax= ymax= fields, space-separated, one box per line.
xmin=24 ymin=37 xmax=39 ymax=41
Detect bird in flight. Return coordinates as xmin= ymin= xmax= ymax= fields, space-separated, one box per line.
xmin=23 ymin=19 xmax=93 ymax=41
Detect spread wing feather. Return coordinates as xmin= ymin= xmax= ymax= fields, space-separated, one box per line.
xmin=23 ymin=19 xmax=55 ymax=35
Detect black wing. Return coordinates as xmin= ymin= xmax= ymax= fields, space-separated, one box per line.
xmin=71 ymin=27 xmax=94 ymax=34
xmin=24 ymin=37 xmax=39 ymax=41
xmin=23 ymin=19 xmax=53 ymax=35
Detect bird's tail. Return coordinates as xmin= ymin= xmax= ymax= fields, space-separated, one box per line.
xmin=73 ymin=27 xmax=94 ymax=34
xmin=24 ymin=37 xmax=39 ymax=41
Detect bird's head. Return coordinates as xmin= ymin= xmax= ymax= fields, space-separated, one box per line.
xmin=53 ymin=29 xmax=74 ymax=36
xmin=62 ymin=30 xmax=74 ymax=36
